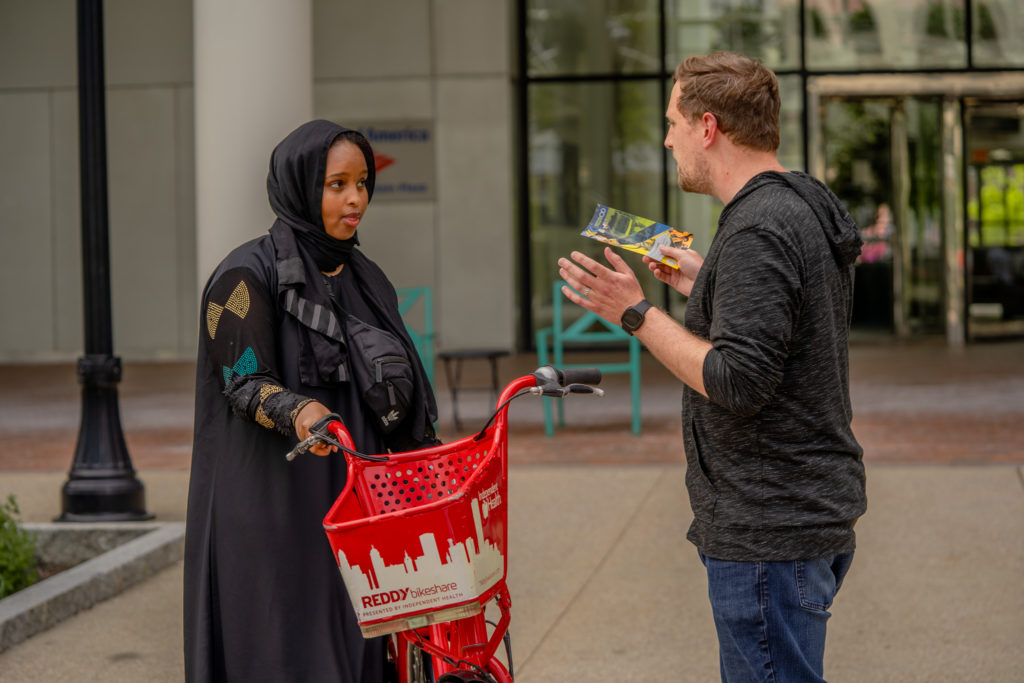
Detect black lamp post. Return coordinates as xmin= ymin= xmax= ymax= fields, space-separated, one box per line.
xmin=57 ymin=0 xmax=151 ymax=522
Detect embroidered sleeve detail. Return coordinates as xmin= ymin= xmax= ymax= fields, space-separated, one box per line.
xmin=263 ymin=392 xmax=313 ymax=436
xmin=206 ymin=302 xmax=224 ymax=340
xmin=223 ymin=376 xmax=311 ymax=435
xmin=206 ymin=279 xmax=252 ymax=340
xmin=222 ymin=347 xmax=259 ymax=386
xmin=289 ymin=398 xmax=315 ymax=426
xmin=225 ymin=280 xmax=251 ymax=318
xmin=254 ymin=384 xmax=285 ymax=429
xmin=205 ymin=269 xmax=308 ymax=435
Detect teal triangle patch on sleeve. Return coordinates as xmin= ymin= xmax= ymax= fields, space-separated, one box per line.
xmin=233 ymin=347 xmax=258 ymax=376
xmin=223 ymin=347 xmax=258 ymax=386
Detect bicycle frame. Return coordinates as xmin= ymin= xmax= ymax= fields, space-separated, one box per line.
xmin=323 ymin=374 xmax=538 ymax=683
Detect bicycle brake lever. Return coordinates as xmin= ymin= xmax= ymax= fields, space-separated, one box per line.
xmin=286 ymin=412 xmax=343 ymax=461
xmin=285 ymin=438 xmax=312 ymax=461
xmin=567 ymin=383 xmax=605 ymax=397
xmin=529 ymin=385 xmax=569 ymax=397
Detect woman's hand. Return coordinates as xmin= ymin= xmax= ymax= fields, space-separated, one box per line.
xmin=643 ymin=245 xmax=703 ymax=297
xmin=294 ymin=400 xmax=338 ymax=456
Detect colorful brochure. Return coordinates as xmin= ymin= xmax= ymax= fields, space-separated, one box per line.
xmin=581 ymin=204 xmax=693 ymax=268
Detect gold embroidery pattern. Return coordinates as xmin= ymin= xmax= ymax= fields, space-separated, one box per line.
xmin=290 ymin=398 xmax=314 ymax=427
xmin=206 ymin=279 xmax=251 ymax=340
xmin=206 ymin=302 xmax=224 ymax=340
xmin=255 ymin=408 xmax=274 ymax=429
xmin=255 ymin=384 xmax=284 ymax=429
xmin=225 ymin=281 xmax=250 ymax=318
xmin=259 ymin=384 xmax=284 ymax=401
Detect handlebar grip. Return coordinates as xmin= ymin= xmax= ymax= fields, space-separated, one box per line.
xmin=558 ymin=367 xmax=602 ymax=386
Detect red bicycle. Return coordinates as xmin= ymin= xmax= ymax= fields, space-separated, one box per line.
xmin=286 ymin=366 xmax=603 ymax=683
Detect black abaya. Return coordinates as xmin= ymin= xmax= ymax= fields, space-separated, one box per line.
xmin=184 ymin=121 xmax=437 ymax=682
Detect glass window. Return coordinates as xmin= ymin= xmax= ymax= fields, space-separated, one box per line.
xmin=804 ymin=0 xmax=966 ymax=70
xmin=778 ymin=74 xmax=805 ymax=171
xmin=972 ymin=0 xmax=1024 ymax=68
xmin=665 ymin=0 xmax=801 ymax=71
xmin=528 ymin=80 xmax=666 ymax=329
xmin=968 ymin=163 xmax=1024 ymax=246
xmin=526 ymin=0 xmax=660 ymax=76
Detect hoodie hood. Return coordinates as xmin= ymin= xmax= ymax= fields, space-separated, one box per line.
xmin=728 ymin=170 xmax=862 ymax=267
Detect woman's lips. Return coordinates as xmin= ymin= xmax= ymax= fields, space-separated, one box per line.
xmin=342 ymin=213 xmax=361 ymax=228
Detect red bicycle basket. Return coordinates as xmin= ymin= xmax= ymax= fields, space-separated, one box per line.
xmin=323 ymin=426 xmax=508 ymax=637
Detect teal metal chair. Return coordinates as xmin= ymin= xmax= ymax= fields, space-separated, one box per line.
xmin=396 ymin=286 xmax=435 ymax=386
xmin=535 ymin=280 xmax=642 ymax=436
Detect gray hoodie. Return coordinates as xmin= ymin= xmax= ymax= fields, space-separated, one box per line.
xmin=682 ymin=171 xmax=867 ymax=561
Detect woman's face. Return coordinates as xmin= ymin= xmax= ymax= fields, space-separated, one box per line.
xmin=321 ymin=139 xmax=369 ymax=241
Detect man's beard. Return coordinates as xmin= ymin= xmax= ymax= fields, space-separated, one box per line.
xmin=677 ymin=154 xmax=713 ymax=196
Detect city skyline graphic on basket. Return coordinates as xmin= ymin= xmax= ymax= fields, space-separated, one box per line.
xmin=335 ymin=486 xmax=505 ymax=622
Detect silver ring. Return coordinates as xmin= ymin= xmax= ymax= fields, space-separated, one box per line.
xmin=583 ymin=287 xmax=591 ymax=297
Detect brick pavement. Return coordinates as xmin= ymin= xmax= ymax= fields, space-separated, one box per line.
xmin=1 ymin=338 xmax=1022 ymax=472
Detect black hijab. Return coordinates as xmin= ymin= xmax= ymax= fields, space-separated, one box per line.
xmin=266 ymin=119 xmax=376 ymax=272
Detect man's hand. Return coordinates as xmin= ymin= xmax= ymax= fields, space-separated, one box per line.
xmin=557 ymin=248 xmax=646 ymax=326
xmin=559 ymin=246 xmax=712 ymax=398
xmin=643 ymin=245 xmax=703 ymax=296
xmin=294 ymin=400 xmax=338 ymax=456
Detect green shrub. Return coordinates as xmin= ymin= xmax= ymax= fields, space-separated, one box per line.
xmin=0 ymin=494 xmax=38 ymax=599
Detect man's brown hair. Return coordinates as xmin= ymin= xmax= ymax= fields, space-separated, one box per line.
xmin=673 ymin=52 xmax=780 ymax=152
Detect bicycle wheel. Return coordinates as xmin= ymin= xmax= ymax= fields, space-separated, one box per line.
xmin=396 ymin=636 xmax=433 ymax=683
xmin=437 ymin=672 xmax=495 ymax=683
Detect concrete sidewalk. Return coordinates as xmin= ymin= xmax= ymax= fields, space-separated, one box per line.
xmin=1 ymin=340 xmax=1023 ymax=681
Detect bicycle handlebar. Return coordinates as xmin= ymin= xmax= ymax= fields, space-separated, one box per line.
xmin=559 ymin=367 xmax=603 ymax=386
xmin=285 ymin=366 xmax=604 ymax=461
xmin=530 ymin=365 xmax=604 ymax=398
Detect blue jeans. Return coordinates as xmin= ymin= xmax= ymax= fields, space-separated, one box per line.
xmin=699 ymin=551 xmax=854 ymax=683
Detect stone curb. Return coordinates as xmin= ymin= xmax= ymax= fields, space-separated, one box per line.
xmin=0 ymin=522 xmax=185 ymax=654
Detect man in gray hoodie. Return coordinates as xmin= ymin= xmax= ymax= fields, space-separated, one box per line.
xmin=558 ymin=52 xmax=866 ymax=682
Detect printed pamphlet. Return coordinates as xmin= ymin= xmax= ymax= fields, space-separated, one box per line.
xmin=581 ymin=204 xmax=693 ymax=268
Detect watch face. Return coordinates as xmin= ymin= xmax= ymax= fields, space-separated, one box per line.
xmin=622 ymin=308 xmax=643 ymax=330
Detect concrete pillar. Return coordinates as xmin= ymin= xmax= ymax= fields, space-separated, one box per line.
xmin=193 ymin=0 xmax=312 ymax=290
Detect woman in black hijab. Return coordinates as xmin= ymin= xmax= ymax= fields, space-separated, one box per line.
xmin=184 ymin=120 xmax=439 ymax=682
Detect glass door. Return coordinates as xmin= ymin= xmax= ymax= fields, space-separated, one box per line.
xmin=819 ymin=96 xmax=947 ymax=338
xmin=965 ymin=100 xmax=1024 ymax=339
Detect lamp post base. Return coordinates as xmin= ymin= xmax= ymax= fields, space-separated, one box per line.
xmin=56 ymin=475 xmax=154 ymax=522
xmin=57 ymin=354 xmax=153 ymax=523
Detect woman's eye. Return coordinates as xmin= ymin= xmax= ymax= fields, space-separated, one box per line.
xmin=357 ymin=179 xmax=366 ymax=188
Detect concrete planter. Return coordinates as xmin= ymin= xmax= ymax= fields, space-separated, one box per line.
xmin=0 ymin=522 xmax=185 ymax=653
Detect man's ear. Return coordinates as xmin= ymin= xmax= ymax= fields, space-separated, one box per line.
xmin=701 ymin=112 xmax=719 ymax=149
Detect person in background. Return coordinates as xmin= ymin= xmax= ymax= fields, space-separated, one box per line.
xmin=184 ymin=119 xmax=438 ymax=682
xmin=557 ymin=52 xmax=866 ymax=682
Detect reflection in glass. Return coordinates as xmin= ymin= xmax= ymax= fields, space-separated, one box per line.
xmin=968 ymin=164 xmax=1024 ymax=247
xmin=805 ymin=0 xmax=966 ymax=70
xmin=967 ymin=164 xmax=1024 ymax=334
xmin=665 ymin=0 xmax=801 ymax=71
xmin=965 ymin=100 xmax=1024 ymax=336
xmin=823 ymin=100 xmax=895 ymax=329
xmin=972 ymin=0 xmax=1024 ymax=67
xmin=528 ymin=81 xmax=665 ymax=329
xmin=902 ymin=98 xmax=946 ymax=335
xmin=822 ymin=97 xmax=945 ymax=335
xmin=526 ymin=0 xmax=660 ymax=76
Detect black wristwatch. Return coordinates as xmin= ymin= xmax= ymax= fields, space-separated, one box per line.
xmin=620 ymin=299 xmax=653 ymax=335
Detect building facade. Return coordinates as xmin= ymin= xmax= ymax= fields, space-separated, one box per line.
xmin=1 ymin=0 xmax=1021 ymax=362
